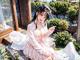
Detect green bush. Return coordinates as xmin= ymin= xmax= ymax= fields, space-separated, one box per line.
xmin=0 ymin=46 xmax=12 ymax=60
xmin=47 ymin=18 xmax=69 ymax=31
xmin=47 ymin=18 xmax=60 ymax=28
xmin=31 ymin=2 xmax=43 ymax=12
xmin=54 ymin=31 xmax=74 ymax=47
xmin=31 ymin=2 xmax=49 ymax=12
xmin=59 ymin=20 xmax=69 ymax=30
xmin=49 ymin=2 xmax=70 ymax=15
xmin=73 ymin=41 xmax=80 ymax=53
xmin=68 ymin=6 xmax=78 ymax=22
xmin=0 ymin=46 xmax=19 ymax=60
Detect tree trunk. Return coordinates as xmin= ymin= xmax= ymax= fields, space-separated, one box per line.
xmin=26 ymin=0 xmax=32 ymax=24
xmin=19 ymin=0 xmax=32 ymax=29
xmin=10 ymin=0 xmax=19 ymax=31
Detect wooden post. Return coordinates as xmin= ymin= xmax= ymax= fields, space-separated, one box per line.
xmin=10 ymin=0 xmax=19 ymax=31
xmin=26 ymin=0 xmax=32 ymax=24
xmin=19 ymin=0 xmax=31 ymax=28
xmin=77 ymin=1 xmax=80 ymax=41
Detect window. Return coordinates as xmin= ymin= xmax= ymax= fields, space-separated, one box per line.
xmin=0 ymin=0 xmax=13 ymax=31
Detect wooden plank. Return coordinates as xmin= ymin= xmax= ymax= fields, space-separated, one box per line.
xmin=0 ymin=28 xmax=13 ymax=43
xmin=0 ymin=28 xmax=13 ymax=38
xmin=3 ymin=28 xmax=26 ymax=43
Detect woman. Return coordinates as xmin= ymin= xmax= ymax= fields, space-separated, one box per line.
xmin=23 ymin=5 xmax=55 ymax=60
xmin=10 ymin=5 xmax=80 ymax=60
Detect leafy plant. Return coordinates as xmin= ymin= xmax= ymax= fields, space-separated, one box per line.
xmin=59 ymin=20 xmax=69 ymax=30
xmin=0 ymin=46 xmax=12 ymax=60
xmin=47 ymin=18 xmax=69 ymax=31
xmin=73 ymin=42 xmax=80 ymax=54
xmin=0 ymin=45 xmax=19 ymax=60
xmin=54 ymin=31 xmax=74 ymax=47
xmin=31 ymin=2 xmax=42 ymax=12
xmin=49 ymin=2 xmax=70 ymax=15
xmin=68 ymin=6 xmax=78 ymax=22
xmin=31 ymin=2 xmax=49 ymax=12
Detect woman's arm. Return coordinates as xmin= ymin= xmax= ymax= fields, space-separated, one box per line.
xmin=42 ymin=26 xmax=55 ymax=38
xmin=27 ymin=24 xmax=51 ymax=57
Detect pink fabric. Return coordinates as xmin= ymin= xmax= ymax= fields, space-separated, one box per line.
xmin=23 ymin=22 xmax=54 ymax=60
xmin=10 ymin=22 xmax=80 ymax=60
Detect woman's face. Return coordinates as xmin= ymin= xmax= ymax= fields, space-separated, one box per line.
xmin=37 ymin=12 xmax=46 ymax=24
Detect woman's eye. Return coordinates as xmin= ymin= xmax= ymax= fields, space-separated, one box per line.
xmin=44 ymin=16 xmax=46 ymax=18
xmin=40 ymin=14 xmax=43 ymax=16
xmin=42 ymin=16 xmax=45 ymax=18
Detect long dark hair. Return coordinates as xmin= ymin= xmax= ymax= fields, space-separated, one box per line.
xmin=32 ymin=5 xmax=50 ymax=22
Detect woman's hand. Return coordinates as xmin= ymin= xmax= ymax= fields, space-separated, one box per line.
xmin=45 ymin=56 xmax=52 ymax=60
xmin=43 ymin=52 xmax=53 ymax=60
xmin=42 ymin=52 xmax=52 ymax=58
xmin=41 ymin=26 xmax=56 ymax=38
xmin=48 ymin=26 xmax=56 ymax=34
